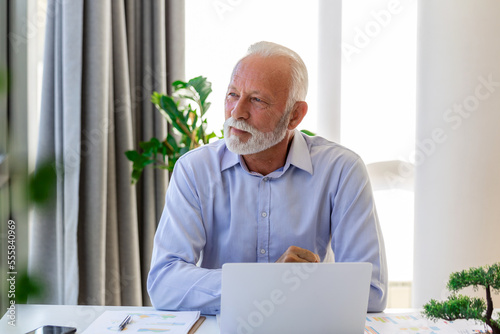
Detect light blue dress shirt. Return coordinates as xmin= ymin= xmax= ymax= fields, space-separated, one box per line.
xmin=147 ymin=130 xmax=388 ymax=314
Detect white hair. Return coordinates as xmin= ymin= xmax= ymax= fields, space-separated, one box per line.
xmin=235 ymin=41 xmax=309 ymax=110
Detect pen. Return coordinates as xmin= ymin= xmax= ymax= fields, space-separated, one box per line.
xmin=118 ymin=314 xmax=131 ymax=331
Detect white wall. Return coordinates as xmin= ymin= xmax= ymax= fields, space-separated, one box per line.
xmin=414 ymin=0 xmax=500 ymax=307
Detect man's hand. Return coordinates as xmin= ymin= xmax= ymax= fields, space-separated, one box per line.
xmin=276 ymin=246 xmax=320 ymax=263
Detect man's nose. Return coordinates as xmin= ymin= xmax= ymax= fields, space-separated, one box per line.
xmin=231 ymin=99 xmax=250 ymax=120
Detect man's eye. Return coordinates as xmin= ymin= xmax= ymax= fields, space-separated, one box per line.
xmin=227 ymin=92 xmax=238 ymax=98
xmin=252 ymin=97 xmax=263 ymax=103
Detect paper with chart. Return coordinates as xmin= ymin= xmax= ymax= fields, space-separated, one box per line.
xmin=82 ymin=310 xmax=201 ymax=333
xmin=364 ymin=312 xmax=490 ymax=334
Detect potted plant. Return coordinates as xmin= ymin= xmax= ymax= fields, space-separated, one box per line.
xmin=125 ymin=76 xmax=220 ymax=184
xmin=422 ymin=263 xmax=500 ymax=334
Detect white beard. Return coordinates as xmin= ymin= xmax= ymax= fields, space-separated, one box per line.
xmin=224 ymin=111 xmax=291 ymax=155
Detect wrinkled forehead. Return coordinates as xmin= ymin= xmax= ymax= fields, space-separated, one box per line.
xmin=229 ymin=55 xmax=292 ymax=93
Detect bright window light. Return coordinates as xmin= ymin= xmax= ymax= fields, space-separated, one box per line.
xmin=185 ymin=0 xmax=319 ymax=135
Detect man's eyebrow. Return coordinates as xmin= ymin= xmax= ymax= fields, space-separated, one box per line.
xmin=227 ymin=84 xmax=265 ymax=96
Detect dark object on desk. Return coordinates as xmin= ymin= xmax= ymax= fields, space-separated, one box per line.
xmin=25 ymin=325 xmax=77 ymax=334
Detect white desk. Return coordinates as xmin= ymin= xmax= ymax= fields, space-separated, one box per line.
xmin=2 ymin=305 xmax=488 ymax=334
xmin=0 ymin=304 xmax=220 ymax=334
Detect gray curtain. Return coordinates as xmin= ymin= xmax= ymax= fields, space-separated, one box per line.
xmin=30 ymin=0 xmax=185 ymax=306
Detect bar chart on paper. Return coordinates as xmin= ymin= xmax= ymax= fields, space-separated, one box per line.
xmin=364 ymin=313 xmax=490 ymax=334
xmin=82 ymin=310 xmax=201 ymax=334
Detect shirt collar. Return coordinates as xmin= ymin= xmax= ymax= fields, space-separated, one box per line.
xmin=285 ymin=129 xmax=313 ymax=175
xmin=220 ymin=129 xmax=313 ymax=175
xmin=221 ymin=144 xmax=240 ymax=172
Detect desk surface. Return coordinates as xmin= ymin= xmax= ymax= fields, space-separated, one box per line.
xmin=0 ymin=304 xmax=222 ymax=334
xmin=0 ymin=305 xmax=420 ymax=334
xmin=1 ymin=305 xmax=418 ymax=334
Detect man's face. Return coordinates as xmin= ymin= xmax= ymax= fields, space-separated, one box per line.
xmin=224 ymin=55 xmax=292 ymax=155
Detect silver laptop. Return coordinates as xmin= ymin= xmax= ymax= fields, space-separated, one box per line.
xmin=220 ymin=262 xmax=372 ymax=334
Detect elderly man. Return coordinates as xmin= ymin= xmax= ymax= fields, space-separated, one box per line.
xmin=147 ymin=41 xmax=387 ymax=314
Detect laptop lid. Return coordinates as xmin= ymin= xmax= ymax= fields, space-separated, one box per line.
xmin=220 ymin=262 xmax=372 ymax=334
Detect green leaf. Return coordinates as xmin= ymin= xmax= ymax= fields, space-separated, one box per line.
xmin=141 ymin=159 xmax=155 ymax=168
xmin=188 ymin=76 xmax=212 ymax=108
xmin=131 ymin=169 xmax=142 ymax=184
xmin=172 ymin=80 xmax=188 ymax=91
xmin=29 ymin=161 xmax=57 ymax=206
xmin=197 ymin=125 xmax=205 ymax=143
xmin=161 ymin=144 xmax=167 ymax=161
xmin=168 ymin=159 xmax=176 ymax=171
xmin=206 ymin=131 xmax=217 ymax=142
xmin=161 ymin=95 xmax=181 ymax=119
xmin=166 ymin=133 xmax=179 ymax=152
xmin=11 ymin=270 xmax=45 ymax=303
xmin=151 ymin=91 xmax=162 ymax=105
xmin=301 ymin=129 xmax=316 ymax=136
xmin=125 ymin=150 xmax=140 ymax=162
xmin=175 ymin=90 xmax=198 ymax=103
xmin=139 ymin=138 xmax=161 ymax=154
xmin=203 ymin=101 xmax=211 ymax=115
xmin=153 ymin=94 xmax=187 ymax=135
xmin=179 ymin=147 xmax=190 ymax=156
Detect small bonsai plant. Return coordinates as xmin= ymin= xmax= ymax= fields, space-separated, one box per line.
xmin=126 ymin=76 xmax=220 ymax=184
xmin=422 ymin=263 xmax=500 ymax=334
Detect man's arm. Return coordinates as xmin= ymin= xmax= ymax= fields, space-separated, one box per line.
xmin=330 ymin=156 xmax=388 ymax=312
xmin=147 ymin=161 xmax=222 ymax=315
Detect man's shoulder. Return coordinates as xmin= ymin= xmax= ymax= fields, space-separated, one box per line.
xmin=302 ymin=133 xmax=361 ymax=166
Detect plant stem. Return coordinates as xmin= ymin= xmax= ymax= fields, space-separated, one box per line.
xmin=484 ymin=285 xmax=500 ymax=334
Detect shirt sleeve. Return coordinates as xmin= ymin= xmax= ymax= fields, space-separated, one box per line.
xmin=330 ymin=156 xmax=388 ymax=312
xmin=147 ymin=160 xmax=222 ymax=315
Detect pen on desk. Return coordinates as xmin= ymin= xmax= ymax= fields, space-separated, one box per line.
xmin=118 ymin=314 xmax=131 ymax=331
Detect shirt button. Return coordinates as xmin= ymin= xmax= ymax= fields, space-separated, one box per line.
xmin=263 ymin=177 xmax=269 ymax=182
xmin=261 ymin=212 xmax=267 ymax=217
xmin=260 ymin=249 xmax=266 ymax=254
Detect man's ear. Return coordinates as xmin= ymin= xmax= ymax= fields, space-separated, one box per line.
xmin=287 ymin=101 xmax=308 ymax=130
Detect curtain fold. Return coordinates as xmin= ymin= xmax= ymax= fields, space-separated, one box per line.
xmin=30 ymin=0 xmax=185 ymax=306
xmin=30 ymin=0 xmax=84 ymax=305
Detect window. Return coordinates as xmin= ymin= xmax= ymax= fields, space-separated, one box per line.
xmin=341 ymin=0 xmax=417 ymax=307
xmin=185 ymin=0 xmax=319 ymax=135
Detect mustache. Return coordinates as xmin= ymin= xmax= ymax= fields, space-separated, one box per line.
xmin=224 ymin=118 xmax=258 ymax=135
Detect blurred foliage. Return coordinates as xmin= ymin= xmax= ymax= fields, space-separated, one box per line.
xmin=1 ymin=66 xmax=54 ymax=306
xmin=126 ymin=76 xmax=221 ymax=184
xmin=10 ymin=270 xmax=45 ymax=304
xmin=423 ymin=263 xmax=500 ymax=334
xmin=1 ymin=160 xmax=57 ymax=306
xmin=28 ymin=160 xmax=57 ymax=206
